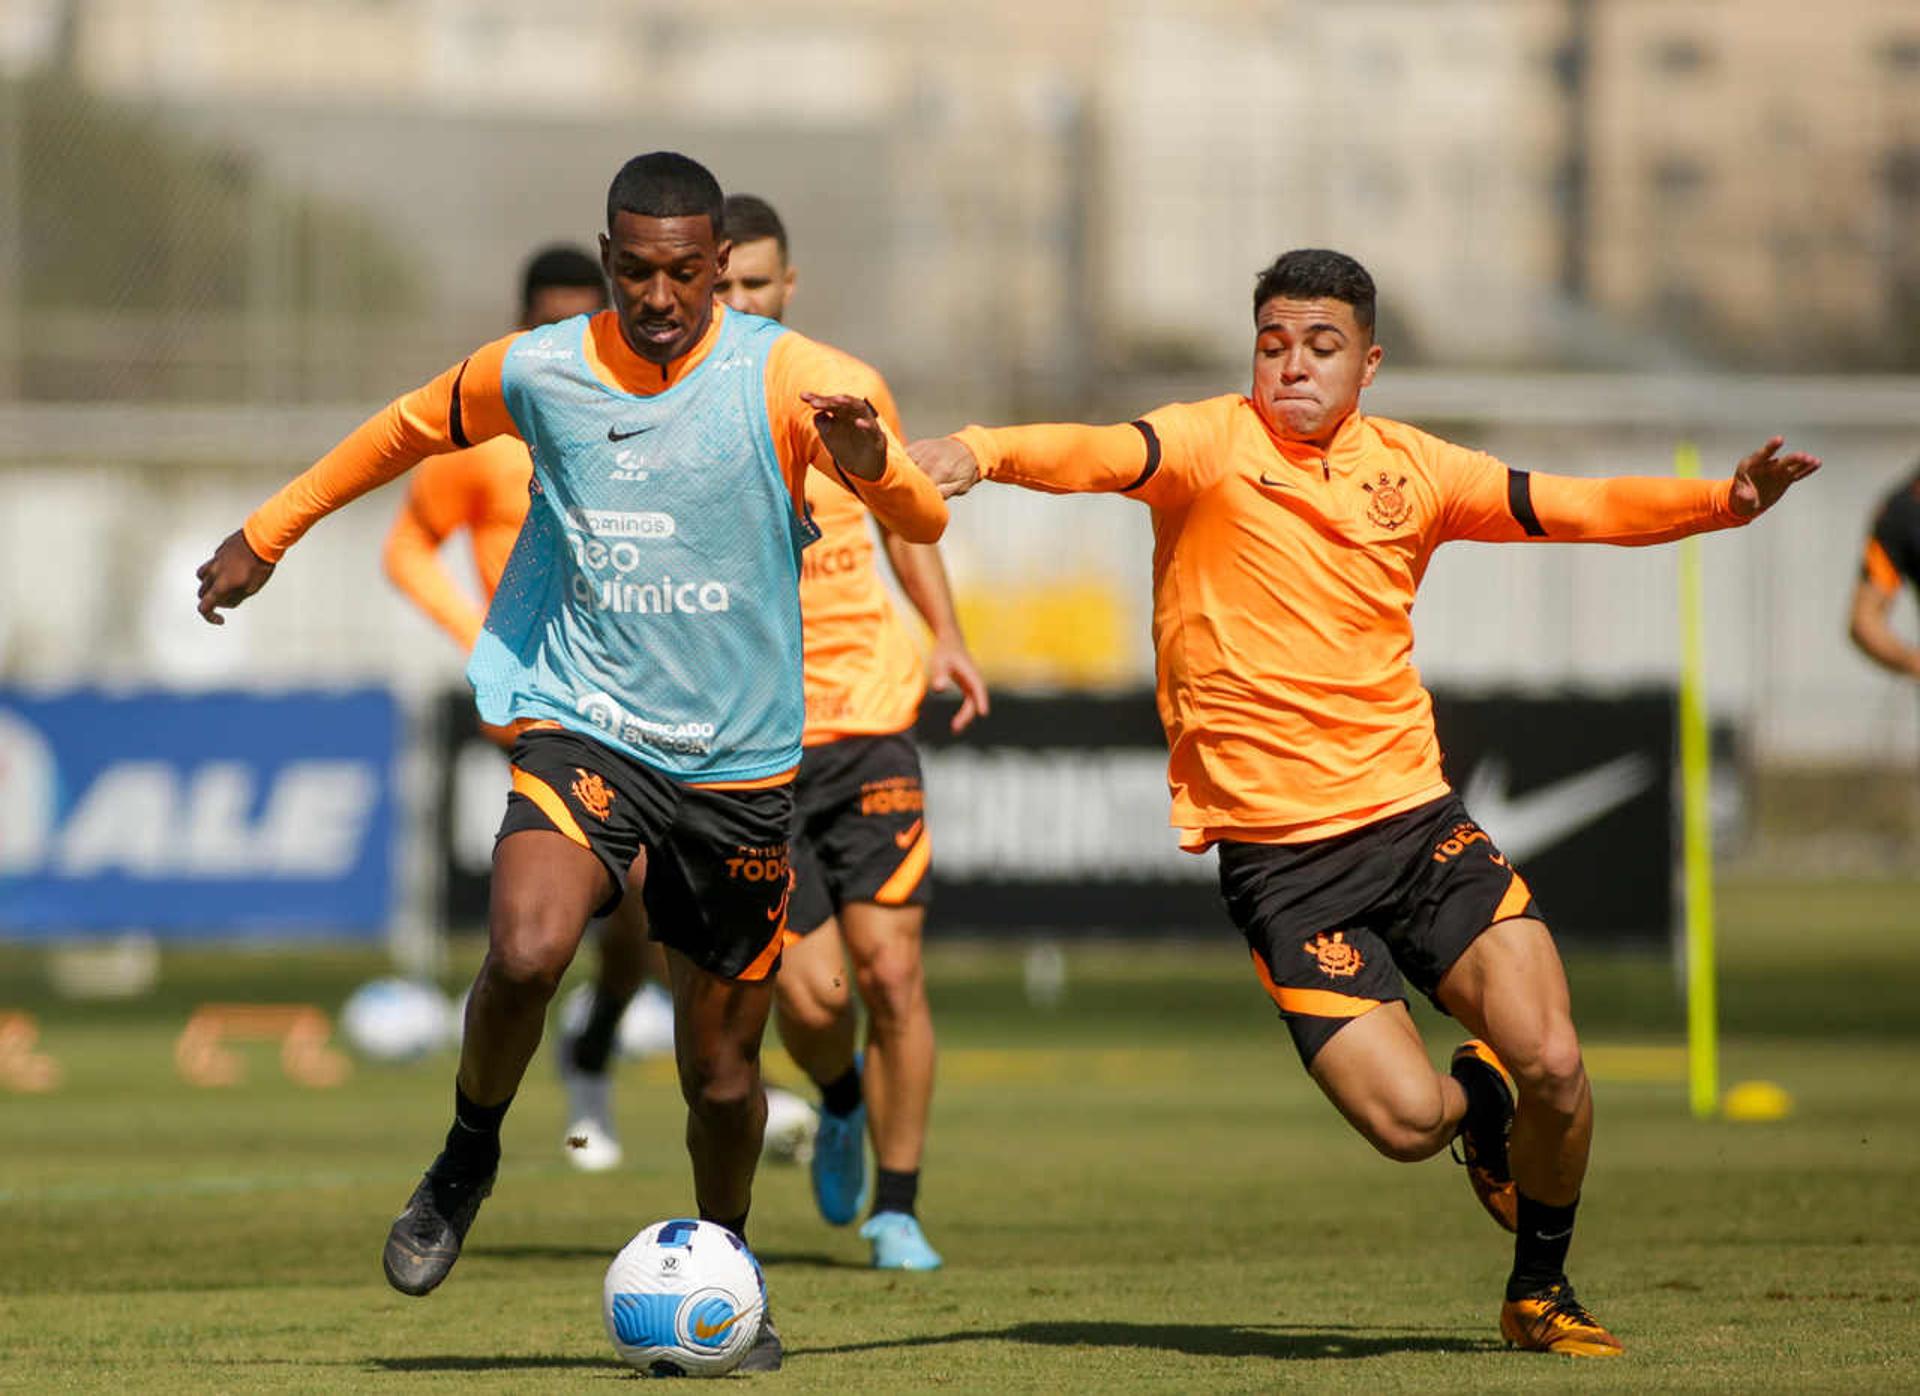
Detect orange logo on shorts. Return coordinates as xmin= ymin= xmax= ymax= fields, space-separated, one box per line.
xmin=1304 ymin=931 xmax=1365 ymax=979
xmin=570 ymin=769 xmax=615 ymax=822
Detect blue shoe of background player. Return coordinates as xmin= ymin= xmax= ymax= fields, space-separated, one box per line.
xmin=861 ymin=1211 xmax=943 ymax=1270
xmin=810 ymin=1102 xmax=868 ymax=1226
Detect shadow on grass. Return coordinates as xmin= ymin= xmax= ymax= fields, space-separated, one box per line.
xmin=470 ymin=1242 xmax=615 ymax=1262
xmin=800 ymin=1319 xmax=1501 ymax=1361
xmin=752 ymin=1248 xmax=871 ymax=1270
xmin=366 ymin=1355 xmax=619 ymax=1373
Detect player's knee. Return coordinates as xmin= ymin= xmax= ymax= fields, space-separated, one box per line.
xmin=480 ymin=933 xmax=570 ymax=1003
xmin=1510 ymin=1025 xmax=1586 ymax=1116
xmin=679 ymin=1050 xmax=759 ymax=1119
xmin=777 ymin=961 xmax=848 ymax=1035
xmin=851 ymin=943 xmax=922 ymax=1029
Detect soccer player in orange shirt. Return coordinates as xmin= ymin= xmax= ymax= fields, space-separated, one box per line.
xmin=197 ymin=152 xmax=948 ymax=1369
xmin=1849 ymin=463 xmax=1920 ymax=679
xmin=910 ymin=249 xmax=1819 ymax=1357
xmin=714 ymin=194 xmax=988 ymax=1270
xmin=381 ymin=243 xmax=668 ymax=1174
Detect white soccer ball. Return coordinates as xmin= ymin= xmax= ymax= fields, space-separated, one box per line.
xmin=603 ymin=1219 xmax=766 ymax=1377
xmin=555 ymin=981 xmax=677 ymax=1061
xmin=761 ymin=1085 xmax=819 ymax=1165
xmin=338 ymin=979 xmax=452 ymax=1063
xmin=616 ymin=981 xmax=676 ymax=1059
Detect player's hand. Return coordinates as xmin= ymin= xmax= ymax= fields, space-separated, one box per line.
xmin=1729 ymin=437 xmax=1821 ymax=519
xmin=801 ymin=392 xmax=887 ymax=481
xmin=927 ymin=635 xmax=990 ymax=734
xmin=195 ymin=529 xmax=275 ymax=625
xmin=907 ymin=437 xmax=981 ymax=498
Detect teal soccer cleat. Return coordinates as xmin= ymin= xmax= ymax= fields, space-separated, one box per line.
xmin=860 ymin=1211 xmax=943 ymax=1271
xmin=809 ymin=1101 xmax=868 ymax=1226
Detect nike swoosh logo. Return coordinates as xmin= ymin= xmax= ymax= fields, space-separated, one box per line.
xmin=1533 ymin=1227 xmax=1575 ymax=1242
xmin=1460 ymin=753 xmax=1657 ymax=864
xmin=894 ymin=818 xmax=925 ymax=849
xmin=693 ymin=1312 xmax=742 ymax=1340
xmin=607 ymin=425 xmax=650 ymax=442
xmin=766 ymin=870 xmax=794 ymax=922
xmin=1257 ymin=472 xmax=1299 ymax=490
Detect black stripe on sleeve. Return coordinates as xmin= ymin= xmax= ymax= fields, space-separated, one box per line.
xmin=448 ymin=359 xmax=472 ymax=449
xmin=1506 ymin=467 xmax=1547 ymax=537
xmin=1120 ymin=420 xmax=1162 ymax=493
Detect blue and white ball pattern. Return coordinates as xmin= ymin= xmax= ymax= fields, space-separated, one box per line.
xmin=603 ymin=1219 xmax=766 ymax=1377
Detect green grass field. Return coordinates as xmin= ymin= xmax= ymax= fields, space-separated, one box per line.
xmin=4 ymin=878 xmax=1918 ymax=1392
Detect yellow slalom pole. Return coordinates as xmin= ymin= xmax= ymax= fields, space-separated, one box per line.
xmin=1675 ymin=442 xmax=1718 ymax=1119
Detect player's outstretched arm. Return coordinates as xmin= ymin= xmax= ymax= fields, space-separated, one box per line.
xmin=912 ymin=419 xmax=1184 ymax=501
xmin=796 ymin=391 xmax=947 ymax=544
xmin=1441 ymin=436 xmax=1820 ymax=546
xmin=194 ymin=335 xmax=520 ymax=625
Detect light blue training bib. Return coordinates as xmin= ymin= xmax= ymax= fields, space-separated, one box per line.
xmin=468 ymin=309 xmax=817 ymax=783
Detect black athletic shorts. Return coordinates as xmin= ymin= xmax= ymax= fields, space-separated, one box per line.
xmin=498 ymin=728 xmax=795 ymax=982
xmin=788 ymin=732 xmax=932 ymax=936
xmin=1218 ymin=793 xmax=1542 ymax=1067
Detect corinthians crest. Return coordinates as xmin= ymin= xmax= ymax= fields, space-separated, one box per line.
xmin=1303 ymin=930 xmax=1365 ymax=979
xmin=1361 ymin=471 xmax=1413 ymax=530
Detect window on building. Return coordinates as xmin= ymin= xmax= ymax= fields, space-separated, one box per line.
xmin=1880 ymin=35 xmax=1920 ymax=72
xmin=1649 ymin=36 xmax=1711 ymax=75
xmin=1651 ymin=154 xmax=1711 ymax=204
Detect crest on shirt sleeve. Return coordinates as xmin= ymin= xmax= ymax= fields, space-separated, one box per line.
xmin=1361 ymin=472 xmax=1413 ymax=530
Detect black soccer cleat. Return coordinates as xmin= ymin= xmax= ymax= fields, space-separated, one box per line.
xmin=381 ymin=1155 xmax=495 ymax=1297
xmin=1450 ymin=1039 xmax=1517 ymax=1233
xmin=734 ymin=1307 xmax=783 ymax=1374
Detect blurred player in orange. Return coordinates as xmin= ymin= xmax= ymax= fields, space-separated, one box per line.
xmin=381 ymin=244 xmax=668 ymax=1174
xmin=198 ymin=151 xmax=949 ymax=1368
xmin=1849 ymin=462 xmax=1920 ymax=679
xmin=911 ymin=248 xmax=1819 ymax=1357
xmin=714 ymin=194 xmax=987 ymax=1270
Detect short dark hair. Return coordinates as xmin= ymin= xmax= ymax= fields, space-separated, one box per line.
xmin=1252 ymin=249 xmax=1376 ymax=333
xmin=605 ymin=151 xmax=725 ymax=238
xmin=722 ymin=194 xmax=788 ymax=259
xmin=519 ymin=244 xmax=606 ymax=316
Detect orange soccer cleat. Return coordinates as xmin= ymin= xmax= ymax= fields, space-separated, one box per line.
xmin=1450 ymin=1038 xmax=1517 ymax=1232
xmin=1500 ymin=1282 xmax=1625 ymax=1358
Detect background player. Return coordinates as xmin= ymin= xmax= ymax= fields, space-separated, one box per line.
xmin=195 ymin=151 xmax=948 ymax=1370
xmin=909 ymin=248 xmax=1818 ymax=1358
xmin=1849 ymin=462 xmax=1920 ymax=680
xmin=714 ymin=193 xmax=987 ymax=1270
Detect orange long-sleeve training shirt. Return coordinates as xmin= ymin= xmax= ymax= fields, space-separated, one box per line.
xmin=246 ymin=305 xmax=946 ymax=567
xmin=380 ymin=437 xmax=531 ymax=651
xmin=956 ymin=398 xmax=1746 ymax=849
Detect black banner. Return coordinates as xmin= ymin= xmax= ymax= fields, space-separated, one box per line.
xmin=431 ymin=687 xmax=1689 ymax=945
xmin=912 ymin=688 xmax=1682 ymax=945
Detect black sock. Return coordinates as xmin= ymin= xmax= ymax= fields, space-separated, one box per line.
xmin=1507 ymin=1192 xmax=1579 ymax=1300
xmin=818 ymin=1064 xmax=862 ymax=1118
xmin=702 ymin=1209 xmax=749 ymax=1248
xmin=440 ymin=1084 xmax=511 ymax=1179
xmin=570 ymin=987 xmax=630 ymax=1075
xmin=872 ymin=1168 xmax=919 ymax=1218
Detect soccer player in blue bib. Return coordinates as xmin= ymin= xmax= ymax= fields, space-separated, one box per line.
xmin=196 ymin=152 xmax=947 ymax=1370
